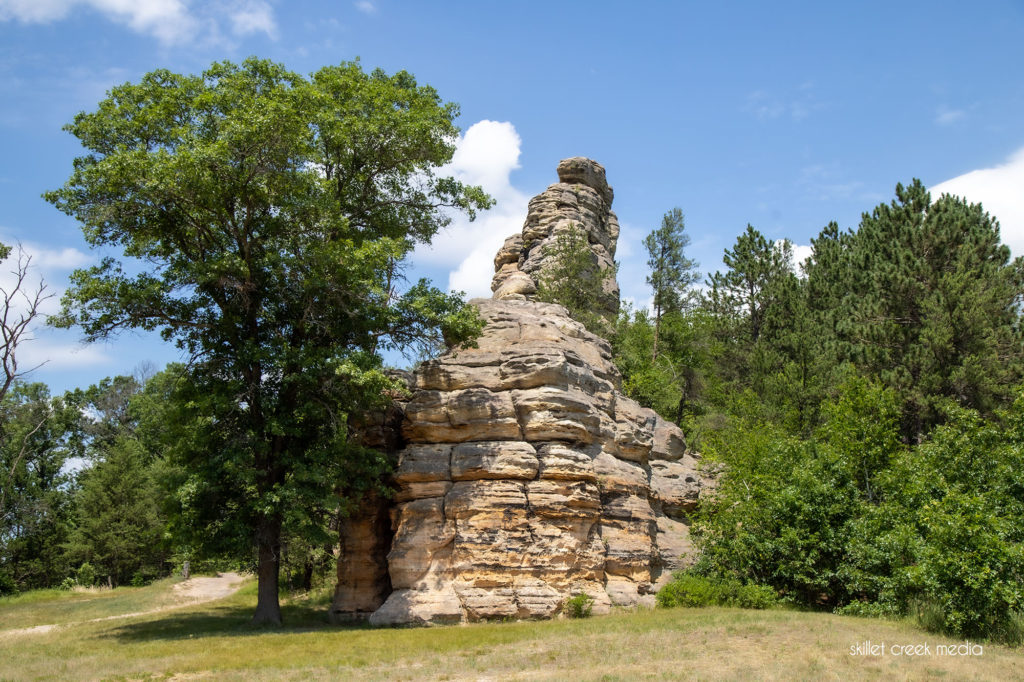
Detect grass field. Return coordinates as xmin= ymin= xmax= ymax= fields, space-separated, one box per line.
xmin=1 ymin=578 xmax=1021 ymax=681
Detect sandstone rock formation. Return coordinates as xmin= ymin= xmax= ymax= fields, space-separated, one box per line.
xmin=331 ymin=158 xmax=711 ymax=625
xmin=491 ymin=157 xmax=620 ymax=320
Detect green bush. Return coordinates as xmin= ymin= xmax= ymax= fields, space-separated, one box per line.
xmin=691 ymin=385 xmax=1024 ymax=644
xmin=130 ymin=571 xmax=151 ymax=587
xmin=834 ymin=601 xmax=900 ymax=619
xmin=656 ymin=575 xmax=776 ymax=610
xmin=564 ymin=593 xmax=594 ymax=618
xmin=993 ymin=612 xmax=1024 ymax=648
xmin=0 ymin=571 xmax=15 ymax=595
xmin=910 ymin=598 xmax=948 ymax=635
xmin=76 ymin=562 xmax=96 ymax=587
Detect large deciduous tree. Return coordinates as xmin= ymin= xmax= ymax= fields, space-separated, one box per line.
xmin=46 ymin=58 xmax=491 ymax=624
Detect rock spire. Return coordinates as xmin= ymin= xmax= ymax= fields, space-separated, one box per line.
xmin=491 ymin=157 xmax=620 ymax=319
xmin=330 ymin=158 xmax=711 ymax=625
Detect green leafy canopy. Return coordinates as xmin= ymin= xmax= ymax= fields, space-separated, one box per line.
xmin=45 ymin=57 xmax=492 ymax=623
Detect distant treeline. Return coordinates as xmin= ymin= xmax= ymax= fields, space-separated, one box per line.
xmin=0 ymin=368 xmax=334 ymax=594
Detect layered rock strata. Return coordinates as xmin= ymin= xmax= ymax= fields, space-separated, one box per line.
xmin=329 ymin=157 xmax=711 ymax=625
xmin=491 ymin=156 xmax=621 ymax=320
xmin=365 ymin=299 xmax=706 ymax=625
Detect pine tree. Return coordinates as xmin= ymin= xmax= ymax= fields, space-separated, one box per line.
xmin=66 ymin=437 xmax=167 ymax=587
xmin=704 ymin=225 xmax=795 ymax=394
xmin=535 ymin=223 xmax=618 ymax=337
xmin=707 ymin=225 xmax=793 ymax=345
xmin=842 ymin=180 xmax=1024 ymax=441
xmin=643 ymin=208 xmax=699 ymax=359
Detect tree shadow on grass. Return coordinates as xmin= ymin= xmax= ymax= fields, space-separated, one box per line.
xmin=100 ymin=601 xmax=372 ymax=643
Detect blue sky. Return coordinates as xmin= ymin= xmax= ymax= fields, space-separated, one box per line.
xmin=1 ymin=0 xmax=1023 ymax=392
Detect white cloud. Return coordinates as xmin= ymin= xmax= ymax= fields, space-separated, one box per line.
xmin=18 ymin=339 xmax=113 ymax=371
xmin=772 ymin=239 xmax=813 ymax=275
xmin=0 ymin=0 xmax=277 ymax=45
xmin=0 ymin=252 xmax=52 ymax=321
xmin=745 ymin=85 xmax=823 ymax=122
xmin=413 ymin=120 xmax=529 ymax=299
xmin=0 ymin=239 xmax=91 ymax=315
xmin=0 ymin=0 xmax=76 ymax=22
xmin=353 ymin=0 xmax=375 ymax=14
xmin=930 ymin=147 xmax=1024 ymax=256
xmin=935 ymin=106 xmax=966 ymax=126
xmin=98 ymin=0 xmax=197 ymax=44
xmin=0 ymin=238 xmax=91 ymax=271
xmin=27 ymin=244 xmax=91 ymax=270
xmin=228 ymin=0 xmax=275 ymax=37
xmin=791 ymin=243 xmax=813 ymax=274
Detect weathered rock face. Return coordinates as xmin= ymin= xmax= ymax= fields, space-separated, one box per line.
xmin=491 ymin=157 xmax=620 ymax=320
xmin=331 ymin=158 xmax=710 ymax=625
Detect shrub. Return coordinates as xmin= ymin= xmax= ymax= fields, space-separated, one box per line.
xmin=76 ymin=562 xmax=96 ymax=587
xmin=835 ymin=601 xmax=900 ymax=619
xmin=656 ymin=575 xmax=776 ymax=610
xmin=993 ymin=611 xmax=1024 ymax=647
xmin=564 ymin=592 xmax=594 ymax=618
xmin=0 ymin=571 xmax=15 ymax=595
xmin=910 ymin=598 xmax=948 ymax=635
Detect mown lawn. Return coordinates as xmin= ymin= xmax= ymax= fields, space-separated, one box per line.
xmin=1 ymin=579 xmax=1021 ymax=681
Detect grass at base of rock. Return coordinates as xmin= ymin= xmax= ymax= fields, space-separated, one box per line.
xmin=1 ymin=582 xmax=1021 ymax=681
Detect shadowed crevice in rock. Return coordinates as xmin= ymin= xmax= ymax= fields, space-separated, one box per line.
xmin=331 ymin=158 xmax=713 ymax=626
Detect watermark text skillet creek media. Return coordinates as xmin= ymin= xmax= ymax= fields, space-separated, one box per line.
xmin=850 ymin=640 xmax=984 ymax=657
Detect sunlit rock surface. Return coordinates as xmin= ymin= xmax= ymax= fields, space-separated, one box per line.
xmin=331 ymin=159 xmax=712 ymax=625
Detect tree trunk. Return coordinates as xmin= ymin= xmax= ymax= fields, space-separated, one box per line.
xmin=252 ymin=513 xmax=283 ymax=625
xmin=302 ymin=559 xmax=314 ymax=592
xmin=653 ymin=302 xmax=661 ymax=361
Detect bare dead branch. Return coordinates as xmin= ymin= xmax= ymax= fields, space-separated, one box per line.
xmin=0 ymin=245 xmax=54 ymax=403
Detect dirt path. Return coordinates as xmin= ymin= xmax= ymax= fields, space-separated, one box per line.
xmin=1 ymin=572 xmax=246 ymax=638
xmin=171 ymin=572 xmax=246 ymax=603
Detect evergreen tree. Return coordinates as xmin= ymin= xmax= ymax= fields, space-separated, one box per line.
xmin=66 ymin=437 xmax=167 ymax=587
xmin=62 ymin=369 xmax=182 ymax=587
xmin=704 ymin=225 xmax=795 ymax=393
xmin=643 ymin=208 xmax=699 ymax=359
xmin=842 ymin=180 xmax=1024 ymax=441
xmin=707 ymin=225 xmax=793 ymax=345
xmin=535 ymin=223 xmax=617 ymax=337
